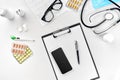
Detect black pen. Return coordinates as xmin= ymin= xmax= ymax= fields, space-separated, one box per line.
xmin=75 ymin=40 xmax=80 ymax=64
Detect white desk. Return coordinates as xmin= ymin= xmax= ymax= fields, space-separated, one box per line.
xmin=0 ymin=0 xmax=120 ymax=80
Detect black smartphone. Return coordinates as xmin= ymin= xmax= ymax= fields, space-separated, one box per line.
xmin=51 ymin=48 xmax=72 ymax=74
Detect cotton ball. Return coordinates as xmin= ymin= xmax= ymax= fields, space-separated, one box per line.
xmin=102 ymin=33 xmax=114 ymax=43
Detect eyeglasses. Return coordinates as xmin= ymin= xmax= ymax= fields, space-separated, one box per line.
xmin=41 ymin=0 xmax=63 ymax=22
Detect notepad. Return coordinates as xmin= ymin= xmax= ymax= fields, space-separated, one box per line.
xmin=42 ymin=23 xmax=99 ymax=80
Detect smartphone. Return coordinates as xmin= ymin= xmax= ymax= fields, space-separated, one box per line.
xmin=51 ymin=48 xmax=72 ymax=74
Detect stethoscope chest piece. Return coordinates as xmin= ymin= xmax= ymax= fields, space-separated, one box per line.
xmin=104 ymin=12 xmax=114 ymax=20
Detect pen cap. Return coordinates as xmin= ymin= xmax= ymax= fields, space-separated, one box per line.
xmin=0 ymin=9 xmax=14 ymax=20
xmin=16 ymin=9 xmax=25 ymax=17
xmin=75 ymin=40 xmax=79 ymax=51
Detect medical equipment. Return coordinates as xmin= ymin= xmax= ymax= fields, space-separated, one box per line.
xmin=80 ymin=0 xmax=120 ymax=34
xmin=90 ymin=12 xmax=118 ymax=34
xmin=89 ymin=10 xmax=120 ymax=34
xmin=89 ymin=12 xmax=114 ymax=22
xmin=11 ymin=35 xmax=35 ymax=42
xmin=103 ymin=13 xmax=114 ymax=20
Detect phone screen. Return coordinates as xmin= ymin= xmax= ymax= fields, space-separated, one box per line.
xmin=51 ymin=48 xmax=72 ymax=74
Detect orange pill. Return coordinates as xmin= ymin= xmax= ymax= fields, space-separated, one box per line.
xmin=14 ymin=49 xmax=17 ymax=54
xmin=12 ymin=49 xmax=15 ymax=53
xmin=21 ymin=45 xmax=24 ymax=49
xmin=13 ymin=44 xmax=15 ymax=48
xmin=21 ymin=51 xmax=24 ymax=54
xmin=13 ymin=44 xmax=16 ymax=48
xmin=18 ymin=44 xmax=20 ymax=48
xmin=16 ymin=44 xmax=19 ymax=48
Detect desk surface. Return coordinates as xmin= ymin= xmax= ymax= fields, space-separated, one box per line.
xmin=0 ymin=0 xmax=120 ymax=80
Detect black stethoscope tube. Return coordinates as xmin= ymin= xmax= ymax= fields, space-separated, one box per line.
xmin=80 ymin=0 xmax=120 ymax=29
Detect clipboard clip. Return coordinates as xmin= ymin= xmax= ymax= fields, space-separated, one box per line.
xmin=53 ymin=27 xmax=71 ymax=38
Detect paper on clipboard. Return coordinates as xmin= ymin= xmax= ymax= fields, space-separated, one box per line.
xmin=42 ymin=23 xmax=100 ymax=80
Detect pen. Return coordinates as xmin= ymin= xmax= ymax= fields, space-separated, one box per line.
xmin=75 ymin=40 xmax=80 ymax=64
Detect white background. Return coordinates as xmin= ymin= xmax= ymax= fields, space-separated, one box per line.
xmin=0 ymin=0 xmax=120 ymax=80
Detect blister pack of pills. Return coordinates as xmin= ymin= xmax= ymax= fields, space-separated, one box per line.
xmin=12 ymin=43 xmax=32 ymax=64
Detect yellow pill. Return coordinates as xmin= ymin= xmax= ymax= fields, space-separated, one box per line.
xmin=18 ymin=61 xmax=22 ymax=64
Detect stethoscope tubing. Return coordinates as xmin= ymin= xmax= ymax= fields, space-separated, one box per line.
xmin=80 ymin=0 xmax=120 ymax=34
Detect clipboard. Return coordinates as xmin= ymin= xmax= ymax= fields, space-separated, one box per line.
xmin=42 ymin=23 xmax=100 ymax=80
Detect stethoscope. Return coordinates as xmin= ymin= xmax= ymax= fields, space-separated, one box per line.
xmin=80 ymin=0 xmax=120 ymax=34
xmin=90 ymin=10 xmax=119 ymax=34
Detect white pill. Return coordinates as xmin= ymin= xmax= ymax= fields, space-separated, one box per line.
xmin=18 ymin=27 xmax=23 ymax=33
xmin=22 ymin=24 xmax=28 ymax=32
xmin=0 ymin=9 xmax=7 ymax=16
xmin=102 ymin=33 xmax=114 ymax=43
